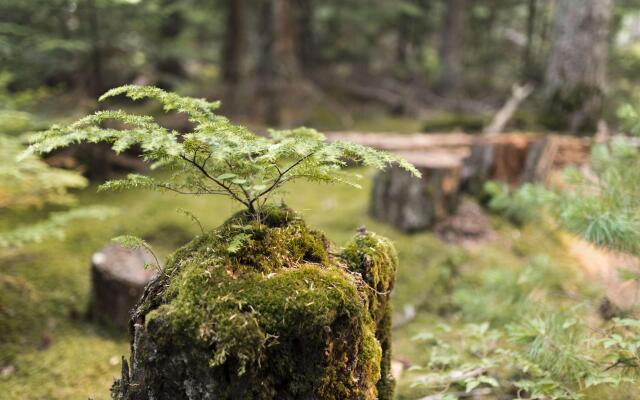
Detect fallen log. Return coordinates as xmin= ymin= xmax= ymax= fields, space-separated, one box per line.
xmin=326 ymin=132 xmax=475 ymax=152
xmin=326 ymin=131 xmax=590 ymax=166
xmin=461 ymin=133 xmax=533 ymax=194
xmin=522 ymin=135 xmax=560 ymax=183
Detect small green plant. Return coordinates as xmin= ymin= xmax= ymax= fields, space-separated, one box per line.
xmin=558 ymin=140 xmax=640 ymax=255
xmin=112 ymin=235 xmax=162 ymax=274
xmin=415 ymin=105 xmax=640 ymax=399
xmin=0 ymin=72 xmax=50 ymax=135
xmin=0 ymin=73 xmax=113 ymax=248
xmin=26 ymin=85 xmax=420 ymax=222
xmin=0 ymin=133 xmax=113 ymax=248
xmin=486 ymin=104 xmax=640 ymax=255
xmin=411 ymin=315 xmax=639 ymax=400
xmin=484 ymin=181 xmax=558 ymax=225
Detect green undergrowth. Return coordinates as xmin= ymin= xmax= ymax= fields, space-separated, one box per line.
xmin=422 ymin=111 xmax=488 ymax=133
xmin=0 ymin=167 xmax=617 ymax=399
xmin=392 ymin=220 xmax=624 ymax=400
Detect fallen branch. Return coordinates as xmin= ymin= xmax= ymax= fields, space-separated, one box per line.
xmin=392 ymin=304 xmax=416 ymax=329
xmin=413 ymin=367 xmax=488 ymax=387
xmin=484 ymin=83 xmax=534 ymax=134
xmin=418 ymin=387 xmax=493 ymax=400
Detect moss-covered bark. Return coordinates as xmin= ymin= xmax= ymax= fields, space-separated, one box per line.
xmin=342 ymin=232 xmax=398 ymax=400
xmin=111 ymin=205 xmax=397 ymax=400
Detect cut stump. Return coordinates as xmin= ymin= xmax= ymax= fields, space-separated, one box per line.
xmin=461 ymin=134 xmax=532 ymax=194
xmin=111 ymin=206 xmax=398 ymax=400
xmin=521 ymin=135 xmax=560 ymax=183
xmin=371 ymin=151 xmax=463 ymax=232
xmin=88 ymin=244 xmax=158 ymax=329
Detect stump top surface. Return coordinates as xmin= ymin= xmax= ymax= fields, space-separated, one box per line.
xmin=92 ymin=244 xmax=158 ymax=284
xmin=395 ymin=150 xmax=466 ymax=169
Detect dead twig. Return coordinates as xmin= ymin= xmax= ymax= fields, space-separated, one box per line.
xmin=484 ymin=83 xmax=534 ymax=134
xmin=418 ymin=387 xmax=493 ymax=400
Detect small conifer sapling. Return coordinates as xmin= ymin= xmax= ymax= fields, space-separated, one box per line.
xmin=26 ymin=85 xmax=420 ymax=223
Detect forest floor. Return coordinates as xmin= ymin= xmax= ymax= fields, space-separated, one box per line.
xmin=0 ymin=168 xmax=632 ymax=399
xmin=567 ymin=237 xmax=640 ymax=310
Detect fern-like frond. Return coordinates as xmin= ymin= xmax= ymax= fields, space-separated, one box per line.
xmin=100 ymin=85 xmax=220 ymax=124
xmin=0 ymin=206 xmax=117 ymax=248
xmin=28 ymin=85 xmax=419 ymax=219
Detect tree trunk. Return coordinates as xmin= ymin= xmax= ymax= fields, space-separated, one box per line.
xmin=256 ymin=0 xmax=278 ymax=124
xmin=88 ymin=244 xmax=157 ymax=329
xmin=85 ymin=0 xmax=105 ymax=97
xmin=294 ymin=0 xmax=315 ymax=70
xmin=257 ymin=0 xmax=301 ymax=81
xmin=256 ymin=0 xmax=306 ymax=125
xmin=111 ymin=209 xmax=397 ymax=399
xmin=272 ymin=0 xmax=301 ymax=80
xmin=521 ymin=0 xmax=538 ymax=81
xmin=543 ymin=0 xmax=613 ymax=133
xmin=221 ymin=0 xmax=247 ymax=114
xmin=222 ymin=0 xmax=247 ymax=84
xmin=438 ymin=0 xmax=466 ymax=96
xmin=461 ymin=134 xmax=532 ymax=194
xmin=370 ymin=153 xmax=462 ymax=233
xmin=152 ymin=0 xmax=187 ymax=90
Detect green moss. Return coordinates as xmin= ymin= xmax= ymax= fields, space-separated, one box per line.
xmin=342 ymin=233 xmax=397 ymax=325
xmin=540 ymin=85 xmax=604 ymax=133
xmin=115 ymin=205 xmax=397 ymax=399
xmin=422 ymin=111 xmax=489 ymax=133
xmin=341 ymin=232 xmax=398 ymax=400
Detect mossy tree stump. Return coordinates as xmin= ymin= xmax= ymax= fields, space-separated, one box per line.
xmin=112 ymin=206 xmax=397 ymax=400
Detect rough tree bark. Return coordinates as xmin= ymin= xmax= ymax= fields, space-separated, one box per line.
xmin=112 ymin=206 xmax=398 ymax=400
xmin=84 ymin=0 xmax=105 ymax=97
xmin=294 ymin=0 xmax=315 ymax=70
xmin=221 ymin=0 xmax=247 ymax=114
xmin=543 ymin=0 xmax=613 ymax=133
xmin=521 ymin=0 xmax=538 ymax=81
xmin=88 ymin=244 xmax=157 ymax=329
xmin=438 ymin=0 xmax=466 ymax=96
xmin=256 ymin=0 xmax=302 ymax=125
xmin=370 ymin=153 xmax=462 ymax=232
xmin=222 ymin=0 xmax=247 ymax=84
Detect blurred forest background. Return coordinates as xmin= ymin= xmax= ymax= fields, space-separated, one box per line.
xmin=4 ymin=1 xmax=640 ymax=399
xmin=2 ymin=0 xmax=640 ymax=134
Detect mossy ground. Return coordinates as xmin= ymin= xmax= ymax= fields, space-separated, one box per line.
xmin=0 ymin=167 xmax=630 ymax=399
